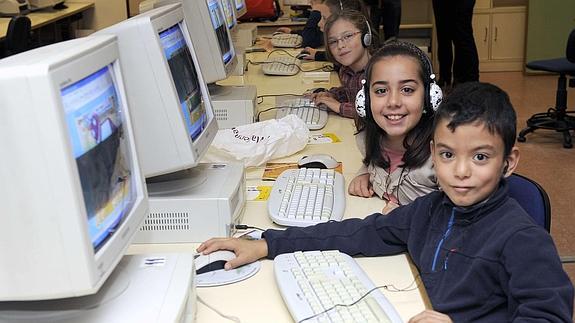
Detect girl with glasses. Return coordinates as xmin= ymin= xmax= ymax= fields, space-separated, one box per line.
xmin=309 ymin=10 xmax=378 ymax=118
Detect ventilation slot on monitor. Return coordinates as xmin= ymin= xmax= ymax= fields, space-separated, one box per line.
xmin=140 ymin=212 xmax=190 ymax=231
xmin=214 ymin=108 xmax=229 ymax=121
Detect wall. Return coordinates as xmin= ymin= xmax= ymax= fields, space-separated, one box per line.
xmin=526 ymin=0 xmax=575 ymax=63
xmin=81 ymin=0 xmax=128 ymax=32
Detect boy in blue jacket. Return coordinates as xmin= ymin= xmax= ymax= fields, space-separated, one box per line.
xmin=198 ymin=82 xmax=574 ymax=322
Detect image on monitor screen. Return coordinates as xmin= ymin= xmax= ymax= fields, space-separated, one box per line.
xmin=207 ymin=0 xmax=233 ymax=65
xmin=159 ymin=24 xmax=208 ymax=142
xmin=60 ymin=65 xmax=137 ymax=252
xmin=221 ymin=0 xmax=236 ymax=30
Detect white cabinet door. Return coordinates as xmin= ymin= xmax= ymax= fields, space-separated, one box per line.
xmin=491 ymin=11 xmax=526 ymax=60
xmin=472 ymin=13 xmax=491 ymax=61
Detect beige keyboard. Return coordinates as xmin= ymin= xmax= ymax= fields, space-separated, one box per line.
xmin=271 ymin=33 xmax=303 ymax=48
xmin=262 ymin=56 xmax=301 ymax=76
xmin=276 ymin=97 xmax=328 ymax=130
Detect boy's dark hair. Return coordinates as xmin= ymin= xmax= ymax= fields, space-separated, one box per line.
xmin=433 ymin=82 xmax=517 ymax=157
xmin=361 ymin=41 xmax=435 ymax=170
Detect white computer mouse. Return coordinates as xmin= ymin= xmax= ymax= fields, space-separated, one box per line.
xmin=297 ymin=154 xmax=338 ymax=169
xmin=195 ymin=250 xmax=236 ymax=275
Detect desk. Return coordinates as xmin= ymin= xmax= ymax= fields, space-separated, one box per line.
xmin=0 ymin=1 xmax=94 ymax=40
xmin=129 ymin=48 xmax=431 ymax=322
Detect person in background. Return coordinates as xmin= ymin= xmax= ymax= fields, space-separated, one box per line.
xmin=432 ymin=0 xmax=479 ymax=90
xmin=299 ymin=0 xmax=368 ymax=61
xmin=349 ymin=41 xmax=441 ymax=214
xmin=309 ymin=10 xmax=379 ymax=118
xmin=276 ymin=0 xmax=324 ymax=48
xmin=362 ymin=0 xmax=401 ymax=41
xmin=198 ymin=82 xmax=574 ymax=322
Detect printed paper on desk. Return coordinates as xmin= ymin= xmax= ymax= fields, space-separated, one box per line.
xmin=203 ymin=115 xmax=309 ymax=167
xmin=308 ymin=133 xmax=341 ymax=144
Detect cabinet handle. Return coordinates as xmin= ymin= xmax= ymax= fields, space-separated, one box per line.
xmin=494 ymin=27 xmax=498 ymax=42
xmin=484 ymin=27 xmax=488 ymax=42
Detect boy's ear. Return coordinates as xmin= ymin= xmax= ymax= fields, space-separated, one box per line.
xmin=502 ymin=146 xmax=520 ymax=178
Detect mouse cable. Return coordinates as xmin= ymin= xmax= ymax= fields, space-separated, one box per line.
xmin=197 ymin=296 xmax=241 ymax=323
xmin=297 ymin=275 xmax=424 ymax=323
xmin=234 ymin=224 xmax=265 ymax=232
xmin=267 ymin=48 xmax=296 ymax=58
xmin=300 ymin=65 xmax=334 ymax=72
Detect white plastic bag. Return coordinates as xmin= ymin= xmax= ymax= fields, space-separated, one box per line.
xmin=204 ymin=115 xmax=310 ymax=167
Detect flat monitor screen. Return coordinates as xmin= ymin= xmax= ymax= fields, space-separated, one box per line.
xmin=60 ymin=65 xmax=137 ymax=251
xmin=207 ymin=0 xmax=233 ymax=64
xmin=221 ymin=0 xmax=236 ymax=29
xmin=159 ymin=24 xmax=208 ymax=141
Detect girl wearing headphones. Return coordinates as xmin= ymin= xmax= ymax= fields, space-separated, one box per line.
xmin=349 ymin=41 xmax=443 ymax=214
xmin=310 ymin=10 xmax=378 ymax=118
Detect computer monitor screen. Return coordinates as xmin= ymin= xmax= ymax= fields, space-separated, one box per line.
xmin=149 ymin=0 xmax=237 ymax=84
xmin=159 ymin=25 xmax=207 ymax=141
xmin=220 ymin=0 xmax=236 ymax=30
xmin=0 ymin=35 xmax=148 ymax=301
xmin=234 ymin=0 xmax=247 ymax=18
xmin=208 ymin=0 xmax=233 ymax=64
xmin=95 ymin=3 xmax=218 ymax=178
xmin=60 ymin=65 xmax=138 ymax=251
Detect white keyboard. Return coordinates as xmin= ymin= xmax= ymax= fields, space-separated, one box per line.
xmin=276 ymin=97 xmax=328 ymax=130
xmin=262 ymin=56 xmax=301 ymax=76
xmin=271 ymin=33 xmax=303 ymax=48
xmin=274 ymin=250 xmax=403 ymax=323
xmin=268 ymin=168 xmax=345 ymax=227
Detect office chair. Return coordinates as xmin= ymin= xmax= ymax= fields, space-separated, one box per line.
xmin=517 ymin=28 xmax=575 ymax=148
xmin=507 ymin=173 xmax=551 ymax=232
xmin=507 ymin=173 xmax=575 ymax=263
xmin=3 ymin=15 xmax=32 ymax=58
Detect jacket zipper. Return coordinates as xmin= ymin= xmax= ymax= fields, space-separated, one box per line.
xmin=431 ymin=208 xmax=455 ymax=272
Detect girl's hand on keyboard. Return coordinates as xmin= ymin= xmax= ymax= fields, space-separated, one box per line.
xmin=313 ymin=94 xmax=340 ymax=114
xmin=197 ymin=237 xmax=268 ymax=270
xmin=348 ymin=173 xmax=375 ymax=198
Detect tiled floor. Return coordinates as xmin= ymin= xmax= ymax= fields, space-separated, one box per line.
xmin=478 ymin=71 xmax=575 ymax=315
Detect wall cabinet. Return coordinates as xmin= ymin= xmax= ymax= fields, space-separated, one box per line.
xmin=472 ymin=1 xmax=526 ymax=71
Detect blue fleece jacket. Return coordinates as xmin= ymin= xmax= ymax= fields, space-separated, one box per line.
xmin=263 ymin=180 xmax=574 ymax=322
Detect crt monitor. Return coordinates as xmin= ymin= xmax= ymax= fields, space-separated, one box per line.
xmin=0 ymin=35 xmax=148 ymax=301
xmin=95 ymin=3 xmax=218 ymax=178
xmin=220 ymin=0 xmax=237 ymax=30
xmin=234 ymin=0 xmax=247 ymax=18
xmin=154 ymin=0 xmax=237 ymax=84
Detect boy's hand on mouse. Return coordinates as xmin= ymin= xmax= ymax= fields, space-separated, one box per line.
xmin=197 ymin=237 xmax=268 ymax=270
xmin=408 ymin=310 xmax=453 ymax=323
xmin=348 ymin=174 xmax=374 ymax=197
xmin=276 ymin=27 xmax=291 ymax=34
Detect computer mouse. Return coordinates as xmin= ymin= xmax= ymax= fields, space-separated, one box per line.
xmin=296 ymin=50 xmax=310 ymax=60
xmin=195 ymin=250 xmax=236 ymax=275
xmin=272 ymin=31 xmax=285 ymax=36
xmin=298 ymin=154 xmax=338 ymax=169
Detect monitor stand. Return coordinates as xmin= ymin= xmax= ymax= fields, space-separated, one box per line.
xmin=133 ymin=162 xmax=246 ymax=244
xmin=0 ymin=253 xmax=196 ymax=323
xmin=209 ymin=84 xmax=257 ymax=129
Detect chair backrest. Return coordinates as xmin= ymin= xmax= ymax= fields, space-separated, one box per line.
xmin=507 ymin=173 xmax=551 ymax=232
xmin=4 ymin=15 xmax=32 ymax=58
xmin=567 ymin=28 xmax=575 ymax=63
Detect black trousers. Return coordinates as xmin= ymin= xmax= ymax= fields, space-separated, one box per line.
xmin=432 ymin=0 xmax=479 ymax=85
xmin=364 ymin=0 xmax=401 ymax=41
